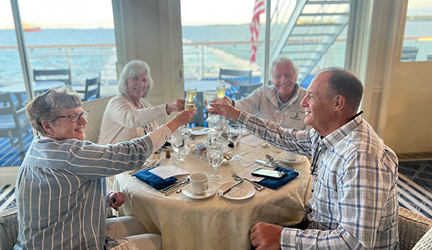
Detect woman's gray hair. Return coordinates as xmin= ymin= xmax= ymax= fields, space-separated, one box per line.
xmin=26 ymin=88 xmax=82 ymax=135
xmin=118 ymin=60 xmax=154 ymax=98
xmin=268 ymin=56 xmax=298 ymax=79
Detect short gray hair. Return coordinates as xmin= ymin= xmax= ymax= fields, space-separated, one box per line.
xmin=320 ymin=67 xmax=364 ymax=111
xmin=268 ymin=56 xmax=298 ymax=78
xmin=118 ymin=60 xmax=154 ymax=98
xmin=26 ymin=88 xmax=82 ymax=135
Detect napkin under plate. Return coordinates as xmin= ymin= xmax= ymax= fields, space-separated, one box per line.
xmin=258 ymin=166 xmax=299 ymax=190
xmin=134 ymin=167 xmax=178 ymax=190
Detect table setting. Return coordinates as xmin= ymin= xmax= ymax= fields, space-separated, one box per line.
xmin=113 ymin=85 xmax=313 ymax=249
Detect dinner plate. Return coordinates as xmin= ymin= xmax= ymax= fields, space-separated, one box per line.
xmin=182 ymin=184 xmax=216 ymax=199
xmin=276 ymin=155 xmax=307 ymax=164
xmin=218 ymin=181 xmax=255 ymax=200
xmin=191 ymin=128 xmax=210 ymax=136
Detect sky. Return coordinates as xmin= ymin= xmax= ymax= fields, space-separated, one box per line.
xmin=0 ymin=0 xmax=431 ymax=30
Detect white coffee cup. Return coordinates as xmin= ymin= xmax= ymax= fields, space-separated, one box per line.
xmin=285 ymin=151 xmax=300 ymax=161
xmin=190 ymin=173 xmax=208 ymax=195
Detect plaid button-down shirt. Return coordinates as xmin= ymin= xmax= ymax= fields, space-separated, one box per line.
xmin=238 ymin=112 xmax=399 ymax=250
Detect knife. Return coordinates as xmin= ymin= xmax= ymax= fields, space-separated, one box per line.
xmin=154 ymin=158 xmax=165 ymax=168
xmin=160 ymin=176 xmax=189 ymax=193
xmin=254 ymin=160 xmax=269 ymax=167
xmin=219 ymin=179 xmax=243 ymax=197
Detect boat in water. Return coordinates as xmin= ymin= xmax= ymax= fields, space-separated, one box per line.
xmin=22 ymin=23 xmax=41 ymax=32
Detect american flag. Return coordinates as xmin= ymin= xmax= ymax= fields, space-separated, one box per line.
xmin=250 ymin=0 xmax=265 ymax=63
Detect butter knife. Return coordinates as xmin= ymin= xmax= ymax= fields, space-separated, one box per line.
xmin=254 ymin=160 xmax=269 ymax=167
xmin=219 ymin=179 xmax=243 ymax=197
xmin=154 ymin=158 xmax=165 ymax=168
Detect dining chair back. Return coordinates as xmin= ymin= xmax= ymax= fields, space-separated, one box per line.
xmin=0 ymin=92 xmax=31 ymax=162
xmin=81 ymin=95 xmax=114 ymax=144
xmin=76 ymin=73 xmax=101 ymax=101
xmin=33 ymin=68 xmax=72 ymax=89
xmin=218 ymin=68 xmax=252 ymax=88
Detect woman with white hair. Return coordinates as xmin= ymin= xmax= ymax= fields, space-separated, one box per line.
xmin=99 ymin=60 xmax=185 ymax=145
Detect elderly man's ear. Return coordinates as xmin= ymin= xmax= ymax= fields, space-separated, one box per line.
xmin=333 ymin=95 xmax=345 ymax=111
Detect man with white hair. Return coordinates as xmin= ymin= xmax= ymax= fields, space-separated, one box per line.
xmin=227 ymin=56 xmax=309 ymax=130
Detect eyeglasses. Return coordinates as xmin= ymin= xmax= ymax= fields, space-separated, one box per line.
xmin=56 ymin=110 xmax=89 ymax=123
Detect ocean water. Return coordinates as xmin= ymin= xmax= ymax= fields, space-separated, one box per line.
xmin=0 ymin=21 xmax=431 ymax=84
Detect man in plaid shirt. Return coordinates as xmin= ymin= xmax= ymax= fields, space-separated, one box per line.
xmin=211 ymin=67 xmax=399 ymax=250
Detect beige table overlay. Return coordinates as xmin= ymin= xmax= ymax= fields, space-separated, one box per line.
xmin=114 ymin=134 xmax=313 ymax=250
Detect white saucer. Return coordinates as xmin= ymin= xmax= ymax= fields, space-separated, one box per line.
xmin=191 ymin=128 xmax=210 ymax=136
xmin=182 ymin=184 xmax=216 ymax=199
xmin=218 ymin=181 xmax=255 ymax=200
xmin=276 ymin=155 xmax=307 ymax=164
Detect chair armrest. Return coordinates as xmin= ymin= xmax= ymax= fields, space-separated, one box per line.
xmin=0 ymin=207 xmax=19 ymax=250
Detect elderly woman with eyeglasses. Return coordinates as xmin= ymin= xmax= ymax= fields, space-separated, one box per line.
xmin=14 ymin=88 xmax=195 ymax=250
xmin=98 ymin=60 xmax=185 ymax=145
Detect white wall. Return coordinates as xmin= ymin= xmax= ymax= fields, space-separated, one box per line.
xmin=385 ymin=62 xmax=432 ymax=153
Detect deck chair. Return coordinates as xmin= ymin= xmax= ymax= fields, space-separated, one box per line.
xmin=76 ymin=73 xmax=101 ymax=101
xmin=232 ymin=83 xmax=263 ymax=100
xmin=401 ymin=46 xmax=418 ymax=61
xmin=33 ymin=68 xmax=72 ymax=90
xmin=218 ymin=68 xmax=252 ymax=88
xmin=0 ymin=92 xmax=31 ymax=162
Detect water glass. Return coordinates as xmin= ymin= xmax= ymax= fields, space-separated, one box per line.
xmin=228 ymin=124 xmax=242 ymax=160
xmin=206 ymin=134 xmax=223 ymax=180
xmin=171 ymin=129 xmax=186 ymax=164
xmin=203 ymin=90 xmax=217 ymax=109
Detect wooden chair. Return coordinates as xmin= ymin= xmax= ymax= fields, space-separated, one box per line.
xmin=33 ymin=68 xmax=72 ymax=90
xmin=76 ymin=73 xmax=101 ymax=101
xmin=0 ymin=92 xmax=31 ymax=162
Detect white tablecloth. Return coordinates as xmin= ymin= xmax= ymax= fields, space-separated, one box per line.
xmin=114 ymin=134 xmax=312 ymax=250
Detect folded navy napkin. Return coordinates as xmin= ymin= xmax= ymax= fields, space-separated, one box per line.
xmin=258 ymin=166 xmax=299 ymax=190
xmin=134 ymin=167 xmax=177 ymax=190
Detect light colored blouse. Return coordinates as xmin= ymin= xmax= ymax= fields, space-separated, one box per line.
xmin=98 ymin=94 xmax=167 ymax=145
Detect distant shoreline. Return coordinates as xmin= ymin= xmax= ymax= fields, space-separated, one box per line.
xmin=407 ymin=15 xmax=432 ymax=21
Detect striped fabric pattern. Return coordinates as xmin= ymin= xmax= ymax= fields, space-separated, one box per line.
xmin=14 ymin=135 xmax=154 ymax=250
xmin=237 ymin=112 xmax=399 ymax=249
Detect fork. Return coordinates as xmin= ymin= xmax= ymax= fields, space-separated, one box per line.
xmin=259 ymin=144 xmax=281 ymax=154
xmin=231 ymin=170 xmax=265 ymax=191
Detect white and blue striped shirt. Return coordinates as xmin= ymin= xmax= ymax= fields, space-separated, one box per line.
xmin=237 ymin=112 xmax=399 ymax=249
xmin=14 ymin=125 xmax=171 ymax=250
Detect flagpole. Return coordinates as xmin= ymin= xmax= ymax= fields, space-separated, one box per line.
xmin=263 ymin=0 xmax=271 ymax=86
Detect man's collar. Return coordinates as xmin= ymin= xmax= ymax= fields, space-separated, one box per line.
xmin=319 ymin=112 xmax=363 ymax=149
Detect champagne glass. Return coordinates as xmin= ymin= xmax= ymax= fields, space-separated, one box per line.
xmin=206 ymin=133 xmax=223 ymax=180
xmin=186 ymin=82 xmax=197 ymax=103
xmin=216 ymin=80 xmax=226 ymax=99
xmin=228 ymin=124 xmax=242 ymax=160
xmin=171 ymin=129 xmax=186 ymax=164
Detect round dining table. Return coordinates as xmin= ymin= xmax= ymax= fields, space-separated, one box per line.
xmin=114 ymin=131 xmax=312 ymax=250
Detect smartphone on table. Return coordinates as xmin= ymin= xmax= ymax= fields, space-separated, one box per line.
xmin=251 ymin=168 xmax=287 ymax=179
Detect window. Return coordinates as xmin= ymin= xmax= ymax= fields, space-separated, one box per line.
xmin=0 ymin=0 xmax=118 ymax=167
xmin=401 ymin=0 xmax=432 ymax=62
